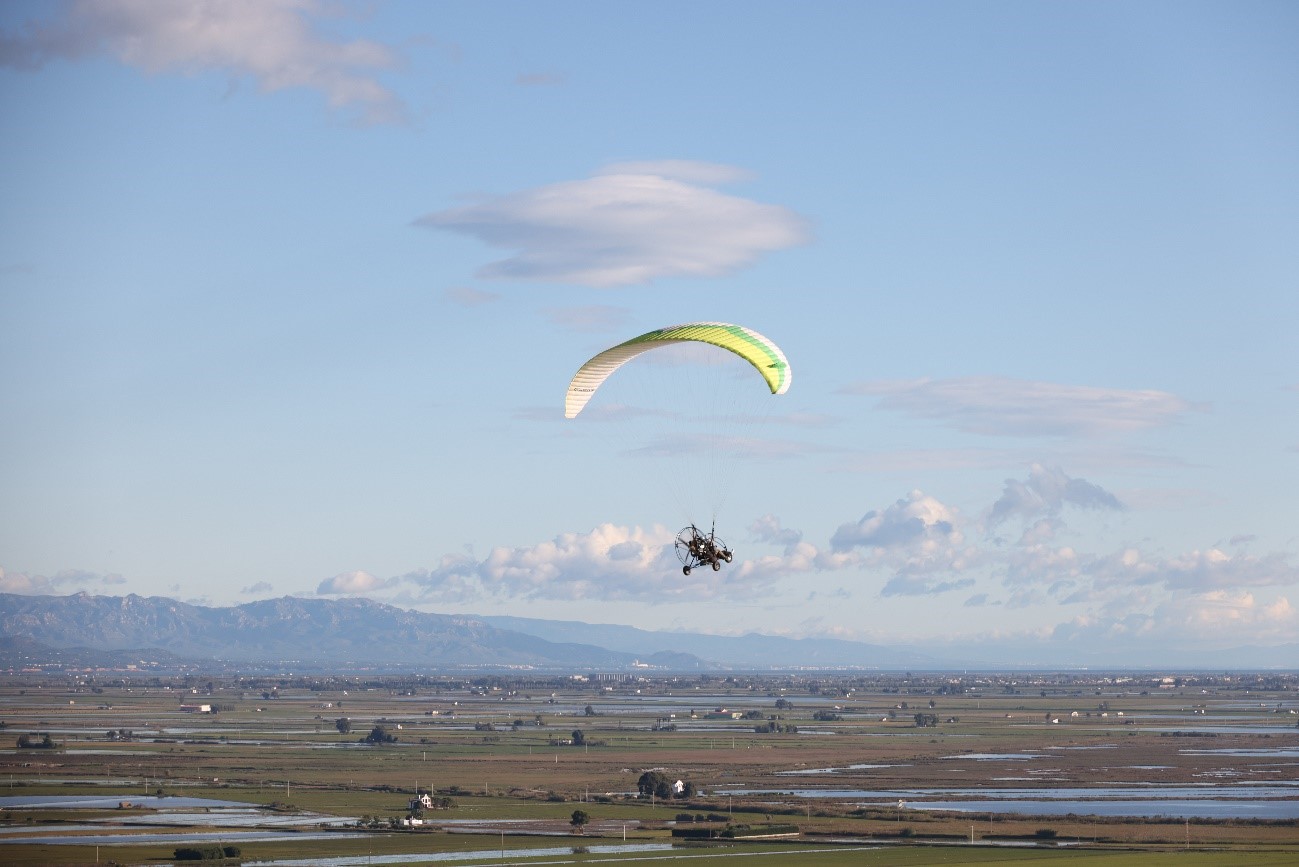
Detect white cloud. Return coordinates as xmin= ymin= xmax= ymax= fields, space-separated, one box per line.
xmin=843 ymin=376 xmax=1193 ymax=437
xmin=1161 ymin=590 xmax=1294 ymax=634
xmin=398 ymin=556 xmax=483 ymax=603
xmin=830 ymin=490 xmax=960 ymax=551
xmin=0 ymin=567 xmax=56 ymax=595
xmin=415 ymin=164 xmax=808 ymax=287
xmin=476 ymin=523 xmax=747 ymax=601
xmin=402 ymin=522 xmax=847 ymax=603
xmin=1002 ymin=542 xmax=1083 ymax=588
xmin=728 ymin=538 xmax=860 ymax=585
xmin=240 ymin=580 xmax=274 ymax=595
xmin=829 ymin=491 xmax=980 ymax=597
xmin=0 ymin=567 xmax=125 ymax=594
xmin=1090 ymin=547 xmax=1299 ymax=592
xmin=1053 ymin=590 xmax=1296 ymax=646
xmin=317 ymin=569 xmax=387 ymax=595
xmin=0 ymin=0 xmax=404 ymax=123
xmin=749 ymin=514 xmax=802 ymax=550
xmin=988 ymin=464 xmax=1123 ymax=528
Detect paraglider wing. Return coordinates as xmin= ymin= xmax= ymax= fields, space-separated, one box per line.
xmin=565 ymin=322 xmax=791 ymax=419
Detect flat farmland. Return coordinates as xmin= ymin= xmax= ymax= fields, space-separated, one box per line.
xmin=1 ymin=671 xmax=1295 ymax=865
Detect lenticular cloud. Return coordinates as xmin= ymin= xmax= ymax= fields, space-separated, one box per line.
xmin=415 ymin=163 xmax=808 ymax=287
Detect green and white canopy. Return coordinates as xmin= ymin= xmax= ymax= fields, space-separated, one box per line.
xmin=565 ymin=322 xmax=791 ymax=419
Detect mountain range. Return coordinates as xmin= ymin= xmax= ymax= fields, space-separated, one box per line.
xmin=1 ymin=592 xmax=1294 ymax=671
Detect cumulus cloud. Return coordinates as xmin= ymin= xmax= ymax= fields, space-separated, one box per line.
xmin=1054 ymin=590 xmax=1296 ymax=645
xmin=1002 ymin=542 xmax=1083 ymax=588
xmin=414 ymin=163 xmax=808 ymax=287
xmin=737 ymin=543 xmax=851 ymax=585
xmin=479 ymin=524 xmax=754 ymax=601
xmin=997 ymin=539 xmax=1299 ymax=605
xmin=0 ymin=567 xmax=126 ymax=594
xmin=831 ymin=490 xmax=959 ymax=551
xmin=749 ymin=514 xmax=803 ymax=550
xmin=0 ymin=0 xmax=404 ymax=123
xmin=843 ymin=376 xmax=1192 ymax=437
xmin=1163 ymin=590 xmax=1294 ymax=633
xmin=829 ymin=491 xmax=981 ymax=596
xmin=400 ymin=522 xmax=849 ymax=603
xmin=988 ymin=464 xmax=1123 ymax=528
xmin=317 ymin=570 xmax=389 ymax=595
xmin=0 ymin=568 xmax=55 ymax=595
xmin=398 ymin=556 xmax=483 ymax=603
xmin=241 ymin=581 xmax=274 ymax=595
xmin=1090 ymin=548 xmax=1299 ymax=592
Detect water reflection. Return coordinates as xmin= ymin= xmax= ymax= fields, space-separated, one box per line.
xmin=246 ymin=842 xmax=677 ymax=866
xmin=1 ymin=830 xmax=365 ymax=846
xmin=908 ymin=799 xmax=1299 ymax=820
xmin=716 ymin=781 xmax=1299 ymax=819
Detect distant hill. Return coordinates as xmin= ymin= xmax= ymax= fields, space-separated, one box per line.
xmin=481 ymin=614 xmax=963 ymax=669
xmin=0 ymin=635 xmax=200 ymax=672
xmin=3 ymin=593 xmax=1292 ymax=672
xmin=0 ymin=592 xmax=654 ymax=671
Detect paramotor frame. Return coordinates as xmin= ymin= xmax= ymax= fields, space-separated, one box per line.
xmin=674 ymin=524 xmax=733 ymax=575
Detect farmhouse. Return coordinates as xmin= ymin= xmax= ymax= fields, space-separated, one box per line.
xmin=703 ymin=708 xmax=743 ymax=720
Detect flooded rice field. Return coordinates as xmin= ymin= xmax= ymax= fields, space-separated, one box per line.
xmin=2 ymin=671 xmax=1297 ymax=863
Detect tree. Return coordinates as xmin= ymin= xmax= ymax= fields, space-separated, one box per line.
xmin=570 ymin=729 xmax=586 ymax=747
xmin=584 ymin=704 xmax=597 ymax=716
xmin=570 ymin=809 xmax=590 ymax=832
xmin=637 ymin=770 xmax=672 ymax=800
xmin=363 ymin=725 xmax=396 ymax=744
xmin=335 ymin=717 xmax=351 ymax=734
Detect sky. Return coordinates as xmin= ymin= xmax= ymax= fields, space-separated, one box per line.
xmin=2 ymin=1 xmax=1297 ymax=663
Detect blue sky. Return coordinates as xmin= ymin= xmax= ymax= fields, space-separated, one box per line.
xmin=2 ymin=1 xmax=1297 ymax=661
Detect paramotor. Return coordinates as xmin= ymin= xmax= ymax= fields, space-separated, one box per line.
xmin=675 ymin=523 xmax=733 ymax=575
xmin=565 ymin=321 xmax=791 ymax=574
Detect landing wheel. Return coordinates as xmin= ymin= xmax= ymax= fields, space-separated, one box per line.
xmin=675 ymin=526 xmax=700 ymax=572
xmin=712 ymin=560 xmax=721 ymax=571
xmin=724 ymin=551 xmax=733 ymax=563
